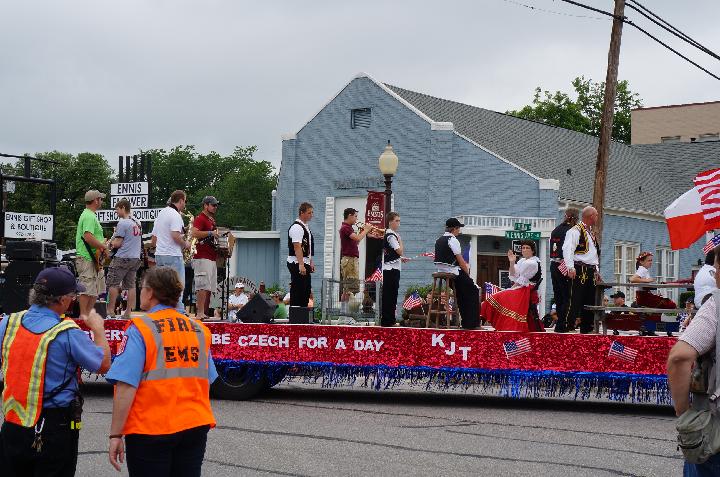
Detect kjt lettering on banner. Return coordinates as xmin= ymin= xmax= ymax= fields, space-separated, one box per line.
xmin=4 ymin=212 xmax=54 ymax=240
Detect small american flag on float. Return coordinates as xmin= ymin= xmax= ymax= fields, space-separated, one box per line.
xmin=484 ymin=282 xmax=501 ymax=297
xmin=402 ymin=292 xmax=423 ymax=310
xmin=558 ymin=259 xmax=569 ymax=276
xmin=608 ymin=341 xmax=638 ymax=362
xmin=366 ymin=268 xmax=383 ymax=282
xmin=703 ymin=235 xmax=720 ymax=254
xmin=503 ymin=338 xmax=531 ymax=358
xmin=420 ymin=251 xmax=435 ymax=259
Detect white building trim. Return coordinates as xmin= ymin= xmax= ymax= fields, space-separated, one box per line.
xmin=230 ymin=231 xmax=280 ymax=239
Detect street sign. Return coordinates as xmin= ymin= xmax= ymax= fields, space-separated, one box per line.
xmin=513 ymin=223 xmax=531 ymax=232
xmin=4 ymin=212 xmax=53 ymax=240
xmin=511 ymin=240 xmax=522 ymax=254
xmin=97 ymin=208 xmax=164 ymax=223
xmin=505 ymin=231 xmax=541 ymax=240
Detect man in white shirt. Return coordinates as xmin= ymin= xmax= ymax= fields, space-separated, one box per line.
xmin=228 ymin=283 xmax=249 ymax=322
xmin=694 ymin=250 xmax=717 ymax=308
xmin=381 ymin=212 xmax=403 ymax=327
xmin=558 ymin=206 xmax=600 ymax=334
xmin=434 ymin=218 xmax=479 ymax=329
xmin=287 ymin=202 xmax=315 ymax=307
xmin=151 ymin=190 xmax=191 ymax=312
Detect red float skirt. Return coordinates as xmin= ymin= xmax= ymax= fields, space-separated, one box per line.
xmin=481 ymin=286 xmax=544 ymax=332
xmin=635 ymin=290 xmax=676 ymax=322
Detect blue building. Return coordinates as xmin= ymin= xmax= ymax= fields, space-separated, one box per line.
xmin=272 ymin=73 xmax=718 ymax=314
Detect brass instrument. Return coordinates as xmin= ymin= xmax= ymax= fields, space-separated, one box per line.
xmin=355 ymin=221 xmax=385 ymax=239
xmin=182 ymin=211 xmax=196 ymax=263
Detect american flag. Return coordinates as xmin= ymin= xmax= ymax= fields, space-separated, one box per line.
xmin=558 ymin=259 xmax=569 ymax=276
xmin=694 ymin=168 xmax=720 ymax=227
xmin=402 ymin=292 xmax=423 ymax=310
xmin=366 ymin=268 xmax=383 ymax=282
xmin=608 ymin=341 xmax=638 ymax=362
xmin=484 ymin=282 xmax=501 ymax=297
xmin=503 ymin=338 xmax=531 ymax=358
xmin=420 ymin=251 xmax=435 ymax=259
xmin=703 ymin=235 xmax=720 ymax=254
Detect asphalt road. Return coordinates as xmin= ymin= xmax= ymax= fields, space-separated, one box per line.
xmin=69 ymin=380 xmax=683 ymax=477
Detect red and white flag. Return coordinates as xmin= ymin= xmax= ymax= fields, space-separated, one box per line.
xmin=694 ymin=168 xmax=720 ymax=229
xmin=366 ymin=268 xmax=383 ymax=282
xmin=558 ymin=260 xmax=569 ymax=276
xmin=664 ymin=186 xmax=709 ymax=250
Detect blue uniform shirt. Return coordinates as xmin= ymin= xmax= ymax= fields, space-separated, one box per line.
xmin=0 ymin=305 xmax=104 ymax=408
xmin=106 ymin=304 xmax=218 ymax=387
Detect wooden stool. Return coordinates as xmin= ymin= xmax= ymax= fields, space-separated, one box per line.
xmin=426 ymin=272 xmax=460 ymax=328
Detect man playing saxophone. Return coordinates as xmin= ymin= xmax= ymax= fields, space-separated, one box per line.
xmin=191 ymin=196 xmax=220 ymax=320
xmin=150 ymin=190 xmax=192 ymax=313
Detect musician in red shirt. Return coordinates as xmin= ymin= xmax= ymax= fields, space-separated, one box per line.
xmin=191 ymin=196 xmax=220 ymax=320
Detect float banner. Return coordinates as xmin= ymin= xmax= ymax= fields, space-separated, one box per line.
xmin=365 ymin=191 xmax=385 ymax=234
xmin=92 ymin=321 xmax=675 ymax=404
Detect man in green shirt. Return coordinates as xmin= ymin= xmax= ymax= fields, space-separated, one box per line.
xmin=272 ymin=292 xmax=288 ymax=320
xmin=75 ymin=190 xmax=109 ymax=315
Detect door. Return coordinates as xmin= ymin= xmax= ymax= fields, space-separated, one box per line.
xmin=476 ymin=254 xmax=510 ymax=300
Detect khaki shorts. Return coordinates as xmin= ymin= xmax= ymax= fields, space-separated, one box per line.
xmin=107 ymin=258 xmax=142 ymax=290
xmin=340 ymin=256 xmax=360 ymax=294
xmin=192 ymin=258 xmax=217 ymax=292
xmin=75 ymin=257 xmax=106 ymax=297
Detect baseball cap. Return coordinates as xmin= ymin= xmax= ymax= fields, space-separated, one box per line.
xmin=445 ymin=217 xmax=465 ymax=228
xmin=610 ymin=291 xmax=625 ymax=299
xmin=235 ymin=283 xmax=245 ymax=289
xmin=34 ymin=267 xmax=85 ymax=296
xmin=84 ymin=190 xmax=106 ymax=201
xmin=202 ymin=196 xmax=220 ymax=206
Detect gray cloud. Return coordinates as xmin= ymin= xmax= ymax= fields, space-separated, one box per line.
xmin=1 ymin=0 xmax=718 ymax=170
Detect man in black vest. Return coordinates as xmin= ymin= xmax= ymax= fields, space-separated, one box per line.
xmin=287 ymin=202 xmax=315 ymax=307
xmin=560 ymin=206 xmax=600 ymax=334
xmin=434 ymin=218 xmax=479 ymax=329
xmin=381 ymin=212 xmax=403 ymax=326
xmin=549 ymin=208 xmax=578 ymax=332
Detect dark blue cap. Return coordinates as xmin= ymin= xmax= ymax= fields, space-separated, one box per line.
xmin=34 ymin=267 xmax=85 ymax=296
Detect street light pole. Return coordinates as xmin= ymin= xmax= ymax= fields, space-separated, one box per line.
xmin=378 ymin=141 xmax=399 ymax=226
xmin=383 ymin=174 xmax=392 ymax=226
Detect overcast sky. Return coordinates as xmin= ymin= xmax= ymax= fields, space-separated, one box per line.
xmin=1 ymin=0 xmax=718 ymax=171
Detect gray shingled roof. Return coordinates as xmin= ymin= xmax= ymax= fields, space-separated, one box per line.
xmin=386 ymin=84 xmax=718 ymax=216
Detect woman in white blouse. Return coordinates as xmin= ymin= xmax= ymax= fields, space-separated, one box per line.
xmin=481 ymin=241 xmax=544 ymax=332
xmin=629 ymin=251 xmax=676 ymax=336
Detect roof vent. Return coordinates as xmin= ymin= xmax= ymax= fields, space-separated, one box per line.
xmin=566 ymin=168 xmax=572 ymax=175
xmin=351 ymin=108 xmax=371 ymax=129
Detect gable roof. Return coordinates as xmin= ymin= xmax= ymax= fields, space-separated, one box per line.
xmin=384 ymin=84 xmax=718 ymax=217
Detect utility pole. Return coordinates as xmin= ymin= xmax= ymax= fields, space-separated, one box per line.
xmin=592 ymin=0 xmax=625 ymax=247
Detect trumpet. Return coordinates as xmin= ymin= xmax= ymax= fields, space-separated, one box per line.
xmin=356 ymin=221 xmax=385 ymax=237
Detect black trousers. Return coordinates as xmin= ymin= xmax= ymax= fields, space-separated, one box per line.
xmin=125 ymin=425 xmax=210 ymax=477
xmin=381 ymin=268 xmax=400 ymax=326
xmin=0 ymin=408 xmax=79 ymax=477
xmin=550 ymin=261 xmax=570 ymax=331
xmin=455 ymin=270 xmax=480 ymax=329
xmin=287 ymin=262 xmax=312 ymax=307
xmin=561 ymin=263 xmax=597 ymax=334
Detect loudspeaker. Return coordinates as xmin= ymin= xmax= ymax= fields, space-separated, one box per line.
xmin=289 ymin=306 xmax=312 ymax=324
xmin=0 ymin=261 xmax=61 ymax=314
xmin=236 ymin=293 xmax=275 ymax=323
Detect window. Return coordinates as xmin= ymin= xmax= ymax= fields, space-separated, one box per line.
xmin=661 ymin=136 xmax=681 ymax=143
xmin=351 ymin=108 xmax=371 ymax=129
xmin=698 ymin=133 xmax=719 ymax=142
xmin=614 ymin=242 xmax=639 ymax=298
xmin=656 ymin=247 xmax=680 ymax=302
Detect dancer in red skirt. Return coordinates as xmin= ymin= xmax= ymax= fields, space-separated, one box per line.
xmin=629 ymin=251 xmax=676 ymax=336
xmin=481 ymin=240 xmax=544 ymax=332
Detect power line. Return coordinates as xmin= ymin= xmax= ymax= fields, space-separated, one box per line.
xmin=557 ymin=0 xmax=720 ymax=81
xmin=626 ymin=0 xmax=720 ymax=62
xmin=500 ymin=0 xmax=606 ymax=20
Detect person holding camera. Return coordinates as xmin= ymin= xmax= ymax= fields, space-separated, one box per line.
xmin=0 ymin=267 xmax=111 ymax=475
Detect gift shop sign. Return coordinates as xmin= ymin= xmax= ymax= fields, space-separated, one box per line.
xmin=4 ymin=212 xmax=54 ymax=240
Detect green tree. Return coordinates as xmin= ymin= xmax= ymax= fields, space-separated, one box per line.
xmin=143 ymin=145 xmax=276 ymax=230
xmin=507 ymin=76 xmax=643 ymax=144
xmin=4 ymin=151 xmax=114 ymax=250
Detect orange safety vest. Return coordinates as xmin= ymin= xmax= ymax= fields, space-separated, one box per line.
xmin=122 ymin=308 xmax=215 ymax=435
xmin=1 ymin=310 xmax=79 ymax=427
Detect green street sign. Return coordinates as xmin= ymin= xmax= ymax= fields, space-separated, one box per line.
xmin=505 ymin=231 xmax=541 ymax=240
xmin=513 ymin=223 xmax=531 ymax=232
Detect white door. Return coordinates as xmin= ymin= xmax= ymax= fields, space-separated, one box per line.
xmin=332 ymin=197 xmax=367 ymax=281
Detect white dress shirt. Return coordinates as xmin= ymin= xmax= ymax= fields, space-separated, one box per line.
xmin=562 ymin=223 xmax=599 ymax=269
xmin=383 ymin=230 xmax=402 ymax=271
xmin=287 ymin=219 xmax=312 ymax=265
xmin=510 ymin=256 xmax=540 ymax=287
xmin=436 ymin=232 xmax=462 ymax=276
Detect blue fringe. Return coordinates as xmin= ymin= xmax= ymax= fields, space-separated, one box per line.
xmin=213 ymin=359 xmax=671 ymax=405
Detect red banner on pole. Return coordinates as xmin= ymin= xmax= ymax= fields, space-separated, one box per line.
xmin=365 ymin=191 xmax=385 ymax=239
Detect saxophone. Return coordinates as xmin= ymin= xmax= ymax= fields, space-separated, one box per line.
xmin=182 ymin=211 xmax=197 ymax=263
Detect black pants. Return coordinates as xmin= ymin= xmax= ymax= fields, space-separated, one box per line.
xmin=455 ymin=269 xmax=480 ymax=329
xmin=550 ymin=261 xmax=570 ymax=331
xmin=381 ymin=268 xmax=400 ymax=326
xmin=287 ymin=262 xmax=312 ymax=307
xmin=125 ymin=425 xmax=210 ymax=477
xmin=0 ymin=408 xmax=79 ymax=477
xmin=561 ymin=263 xmax=597 ymax=334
